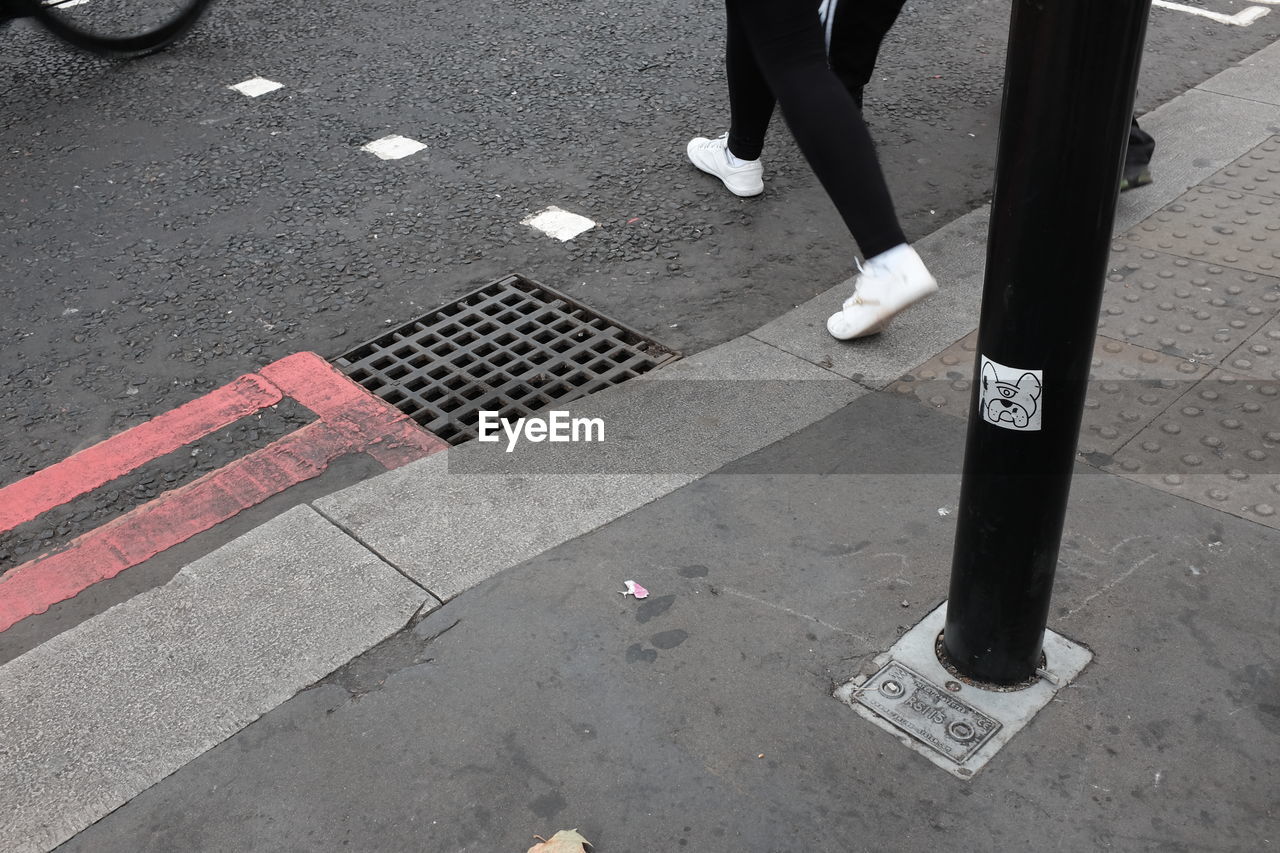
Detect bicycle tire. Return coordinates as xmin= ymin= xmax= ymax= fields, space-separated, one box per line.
xmin=28 ymin=0 xmax=214 ymax=57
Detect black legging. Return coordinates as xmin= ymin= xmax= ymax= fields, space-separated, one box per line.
xmin=725 ymin=0 xmax=906 ymax=260
xmin=827 ymin=0 xmax=909 ymax=111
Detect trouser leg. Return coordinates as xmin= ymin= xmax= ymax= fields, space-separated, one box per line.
xmin=730 ymin=0 xmax=906 ymax=258
xmin=725 ymin=0 xmax=776 ymax=160
xmin=1126 ymin=116 xmax=1154 ymax=167
xmin=827 ymin=0 xmax=909 ymax=109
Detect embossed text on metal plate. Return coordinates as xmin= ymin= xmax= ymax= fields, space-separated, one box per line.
xmin=854 ymin=661 xmax=1002 ymax=763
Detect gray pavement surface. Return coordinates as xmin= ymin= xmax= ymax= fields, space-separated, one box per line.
xmin=0 ymin=451 xmax=388 ymax=667
xmin=1 ymin=16 xmax=1279 ymax=853
xmin=314 ymin=336 xmax=863 ymax=599
xmin=54 ymin=395 xmax=1280 ymax=852
xmin=0 ymin=505 xmax=431 ymax=853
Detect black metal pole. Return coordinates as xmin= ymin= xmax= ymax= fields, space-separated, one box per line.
xmin=943 ymin=0 xmax=1152 ymax=684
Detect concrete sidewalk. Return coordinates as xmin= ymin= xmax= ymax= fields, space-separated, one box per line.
xmin=57 ymin=393 xmax=1280 ymax=852
xmin=3 ymin=38 xmax=1280 ymax=853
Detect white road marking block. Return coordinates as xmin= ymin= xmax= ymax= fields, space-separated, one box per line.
xmin=521 ymin=206 xmax=597 ymax=242
xmin=44 ymin=0 xmax=90 ymax=8
xmin=1151 ymin=0 xmax=1269 ymax=26
xmin=361 ymin=135 xmax=427 ymax=161
xmin=228 ymin=77 xmax=284 ymax=98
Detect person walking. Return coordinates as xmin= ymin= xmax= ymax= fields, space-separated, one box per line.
xmin=686 ymin=1 xmax=936 ymax=341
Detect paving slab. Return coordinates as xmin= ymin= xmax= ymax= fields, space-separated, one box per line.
xmin=1116 ymin=88 xmax=1280 ymax=235
xmin=1204 ymin=135 xmax=1280 ymax=201
xmin=1103 ymin=368 xmax=1280 ymax=529
xmin=1075 ymin=338 xmax=1211 ymax=459
xmin=0 ymin=505 xmax=430 ymax=853
xmin=1195 ymin=37 xmax=1280 ymax=106
xmin=1224 ymin=313 xmax=1280 ymax=380
xmin=1122 ymin=185 xmax=1280 ymax=278
xmin=315 ymin=336 xmax=865 ymax=601
xmin=56 ymin=393 xmax=1280 ymax=853
xmin=1098 ymin=242 xmax=1280 ymax=364
xmin=750 ymin=207 xmax=991 ymax=388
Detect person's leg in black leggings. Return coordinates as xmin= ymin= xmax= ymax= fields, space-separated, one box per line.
xmin=827 ymin=0 xmax=909 ymax=111
xmin=724 ymin=0 xmax=905 ymax=259
xmin=686 ymin=0 xmax=936 ymax=338
xmin=724 ymin=3 xmax=773 ymax=162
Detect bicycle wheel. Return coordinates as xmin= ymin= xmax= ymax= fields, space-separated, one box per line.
xmin=30 ymin=0 xmax=214 ymax=57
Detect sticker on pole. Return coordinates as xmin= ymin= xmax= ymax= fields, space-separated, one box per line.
xmin=979 ymin=356 xmax=1042 ymax=431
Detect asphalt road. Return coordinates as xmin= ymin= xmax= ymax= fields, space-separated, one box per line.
xmin=2 ymin=0 xmax=1278 ymax=557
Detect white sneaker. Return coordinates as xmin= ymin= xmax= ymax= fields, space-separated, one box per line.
xmin=686 ymin=134 xmax=764 ymax=197
xmin=826 ymin=244 xmax=938 ymax=340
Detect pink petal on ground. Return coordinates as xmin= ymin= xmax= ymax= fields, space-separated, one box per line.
xmin=621 ymin=580 xmax=650 ymax=599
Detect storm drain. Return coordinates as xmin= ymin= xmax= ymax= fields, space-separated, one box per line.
xmin=334 ymin=274 xmax=680 ymax=444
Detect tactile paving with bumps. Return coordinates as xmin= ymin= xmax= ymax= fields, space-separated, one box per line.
xmin=1121 ymin=186 xmax=1280 ymax=278
xmin=887 ymin=332 xmax=977 ymax=419
xmin=1202 ymin=136 xmax=1280 ymax=201
xmin=1078 ymin=338 xmax=1211 ymax=459
xmin=1098 ymin=243 xmax=1280 ymax=364
xmin=1222 ymin=315 xmax=1280 ymax=382
xmin=1103 ymin=370 xmax=1280 ymax=528
xmin=887 ymin=333 xmax=1207 ymax=459
xmin=892 ymin=136 xmax=1280 ymax=528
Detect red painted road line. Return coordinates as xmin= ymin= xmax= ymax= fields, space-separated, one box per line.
xmin=355 ymin=408 xmax=449 ymax=470
xmin=260 ymin=351 xmax=446 ymax=469
xmin=0 ymin=422 xmax=345 ymax=632
xmin=0 ymin=374 xmax=282 ymax=535
xmin=259 ymin=351 xmax=376 ymax=423
xmin=0 ymin=351 xmax=447 ymax=632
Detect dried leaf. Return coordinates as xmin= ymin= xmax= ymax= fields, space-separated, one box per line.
xmin=526 ymin=828 xmax=592 ymax=853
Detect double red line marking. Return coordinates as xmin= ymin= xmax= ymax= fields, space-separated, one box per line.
xmin=0 ymin=352 xmax=446 ymax=633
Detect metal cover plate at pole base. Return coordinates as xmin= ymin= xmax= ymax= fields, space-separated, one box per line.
xmin=835 ymin=603 xmax=1092 ymax=779
xmin=853 ymin=661 xmax=1001 ymax=764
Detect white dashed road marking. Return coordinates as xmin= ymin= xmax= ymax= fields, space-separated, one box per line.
xmin=521 ymin=206 xmax=597 ymax=242
xmin=229 ymin=77 xmax=284 ymax=98
xmin=361 ymin=135 xmax=427 ymax=160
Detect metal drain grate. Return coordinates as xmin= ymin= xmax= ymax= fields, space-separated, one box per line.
xmin=334 ymin=274 xmax=680 ymax=444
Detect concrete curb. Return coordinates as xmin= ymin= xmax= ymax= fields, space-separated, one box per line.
xmin=314 ymin=336 xmax=865 ymax=600
xmin=0 ymin=506 xmax=430 ymax=853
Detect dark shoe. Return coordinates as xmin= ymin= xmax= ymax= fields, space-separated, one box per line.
xmin=1121 ymin=163 xmax=1152 ymax=192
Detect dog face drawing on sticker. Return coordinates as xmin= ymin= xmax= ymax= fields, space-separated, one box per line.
xmin=982 ymin=362 xmax=1041 ymax=428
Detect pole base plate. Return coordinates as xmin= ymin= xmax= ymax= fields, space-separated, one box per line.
xmin=835 ymin=602 xmax=1092 ymax=779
